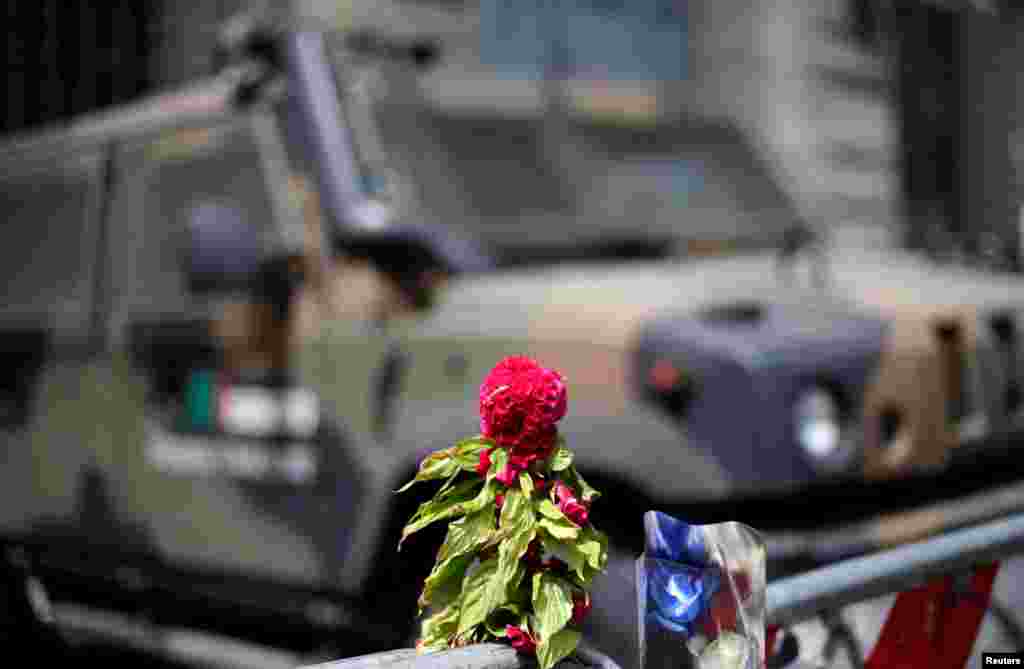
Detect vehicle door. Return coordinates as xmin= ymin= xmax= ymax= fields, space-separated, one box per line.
xmin=0 ymin=144 xmax=109 ymax=536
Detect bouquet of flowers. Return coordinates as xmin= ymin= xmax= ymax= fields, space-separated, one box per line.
xmin=398 ymin=356 xmax=609 ymax=669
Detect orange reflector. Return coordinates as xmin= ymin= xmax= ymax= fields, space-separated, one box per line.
xmin=650 ymin=359 xmax=682 ymax=392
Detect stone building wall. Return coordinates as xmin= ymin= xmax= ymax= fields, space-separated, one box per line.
xmin=960 ymin=9 xmax=1024 ymax=269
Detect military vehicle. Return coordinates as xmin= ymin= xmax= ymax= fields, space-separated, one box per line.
xmin=0 ymin=14 xmax=471 ymax=666
xmin=4 ymin=6 xmax=1024 ymax=669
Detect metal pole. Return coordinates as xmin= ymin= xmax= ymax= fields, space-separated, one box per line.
xmin=283 ymin=31 xmax=368 ymax=238
xmin=767 ymin=512 xmax=1024 ymax=627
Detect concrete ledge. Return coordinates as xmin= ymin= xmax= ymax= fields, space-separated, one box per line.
xmin=300 ymin=642 xmax=621 ymax=669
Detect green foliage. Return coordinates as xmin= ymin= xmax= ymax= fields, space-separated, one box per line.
xmin=398 ymin=437 xmax=608 ymax=668
xmin=548 ymin=442 xmax=573 ymax=472
xmin=419 ymin=603 xmax=461 ymax=652
xmin=457 ymin=557 xmax=501 ymax=636
xmin=400 ymin=479 xmax=496 ymax=547
xmin=472 ymin=488 xmax=536 ymax=632
xmin=538 ymin=629 xmax=583 ymax=669
xmin=532 ymin=572 xmax=574 ymax=643
xmin=396 ymin=437 xmax=492 ymax=493
xmin=565 ymin=465 xmax=600 ymax=503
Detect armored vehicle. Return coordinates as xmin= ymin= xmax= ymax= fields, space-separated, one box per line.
xmin=4 ymin=9 xmax=1024 ymax=669
xmin=0 ymin=17 xmax=468 ymax=666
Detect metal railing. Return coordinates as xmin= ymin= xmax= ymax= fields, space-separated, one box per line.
xmin=767 ymin=511 xmax=1024 ymax=628
xmin=308 ymin=512 xmax=1024 ymax=669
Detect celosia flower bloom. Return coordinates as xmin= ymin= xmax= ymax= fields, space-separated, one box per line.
xmin=400 ymin=355 xmax=608 ymax=668
xmin=479 ymin=356 xmax=567 ymax=453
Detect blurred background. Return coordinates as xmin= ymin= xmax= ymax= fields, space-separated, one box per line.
xmin=3 ymin=0 xmax=1023 ymax=265
xmin=3 ymin=1 xmax=1024 ymax=668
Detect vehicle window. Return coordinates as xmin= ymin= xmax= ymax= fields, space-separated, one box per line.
xmin=0 ymin=153 xmax=104 ymax=335
xmin=96 ymin=120 xmax=365 ymax=588
xmin=479 ymin=0 xmax=688 ymax=82
xmin=107 ymin=122 xmax=279 ymax=326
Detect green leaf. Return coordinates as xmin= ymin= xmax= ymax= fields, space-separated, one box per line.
xmin=405 ymin=478 xmax=478 ymax=526
xmin=538 ymin=530 xmax=603 ymax=585
xmin=537 ymin=628 xmax=582 ymax=669
xmin=400 ymin=479 xmax=494 ymax=546
xmin=420 ymin=506 xmax=497 ymax=611
xmin=398 ymin=437 xmax=494 ymax=493
xmin=548 ymin=444 xmax=573 ymax=472
xmin=452 ymin=437 xmax=492 ymax=471
xmin=519 ymin=471 xmax=533 ymax=498
xmin=419 ymin=603 xmax=460 ymax=653
xmin=459 ymin=488 xmax=537 ymax=634
xmin=396 ymin=448 xmax=461 ymax=493
xmin=457 ymin=557 xmax=500 ymax=634
xmin=539 ymin=533 xmax=585 ymax=577
xmin=487 ymin=448 xmax=509 ymax=481
xmin=566 ymin=465 xmax=600 ymax=503
xmin=536 ymin=498 xmax=580 ymax=541
xmin=437 ymin=508 xmax=497 ymax=563
xmin=537 ymin=499 xmax=564 ymax=520
xmin=419 ymin=552 xmax=473 ymax=613
xmin=531 ymin=572 xmax=574 ymax=643
xmin=483 ymin=602 xmax=526 ymax=638
xmin=539 ymin=515 xmax=581 ymax=541
xmin=580 ymin=525 xmax=609 ymax=573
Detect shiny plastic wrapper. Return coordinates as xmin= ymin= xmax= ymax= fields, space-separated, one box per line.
xmin=637 ymin=511 xmax=766 ymax=669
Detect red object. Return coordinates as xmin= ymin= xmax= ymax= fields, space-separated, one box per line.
xmin=865 ymin=563 xmax=1000 ymax=669
xmin=650 ymin=359 xmax=682 ymax=392
xmin=524 ymin=539 xmax=543 ymax=568
xmin=765 ymin=625 xmax=781 ymax=667
xmin=476 ymin=447 xmax=493 ymax=477
xmin=554 ymin=481 xmax=590 ymax=526
xmin=496 ymin=444 xmax=556 ymax=487
xmin=479 ymin=356 xmax=566 ymax=452
xmin=506 ymin=625 xmax=537 ymax=653
xmin=700 ymin=589 xmax=739 ymax=638
xmin=571 ymin=592 xmax=592 ymax=624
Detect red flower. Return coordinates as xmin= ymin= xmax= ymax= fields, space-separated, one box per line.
xmin=479 ymin=357 xmax=567 ymax=453
xmin=506 ymin=625 xmax=537 ymax=654
xmin=476 ymin=447 xmax=493 ymax=477
xmin=496 ymin=464 xmax=519 ymax=487
xmin=554 ymin=481 xmax=590 ymax=526
xmin=524 ymin=539 xmax=543 ymax=568
xmin=495 ymin=444 xmax=557 ymax=487
xmin=495 ymin=493 xmax=505 ymax=509
xmin=571 ymin=592 xmax=592 ymax=625
xmin=562 ymin=499 xmax=589 ymax=526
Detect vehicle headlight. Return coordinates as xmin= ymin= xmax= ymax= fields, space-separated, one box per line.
xmin=793 ymin=386 xmax=858 ymax=473
xmin=794 ymin=387 xmax=841 ymax=459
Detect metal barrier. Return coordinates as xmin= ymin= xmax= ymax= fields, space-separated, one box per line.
xmin=314 ymin=513 xmax=1024 ymax=669
xmin=766 ymin=512 xmax=1024 ymax=628
xmin=301 ymin=642 xmax=621 ymax=669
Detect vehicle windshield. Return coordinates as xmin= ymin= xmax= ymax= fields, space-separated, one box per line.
xmin=319 ymin=7 xmax=802 ymax=268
